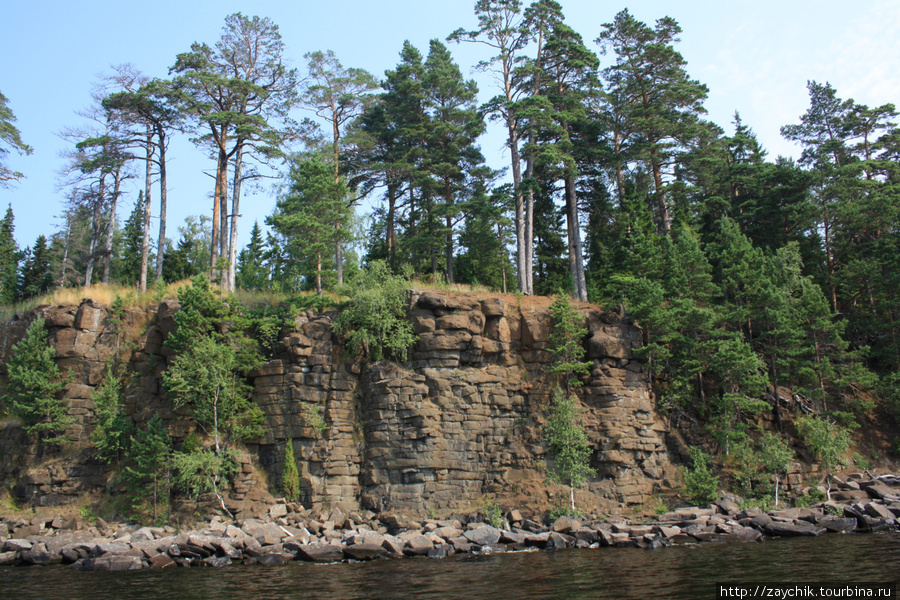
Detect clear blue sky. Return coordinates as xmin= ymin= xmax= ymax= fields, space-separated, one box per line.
xmin=2 ymin=0 xmax=899 ymax=252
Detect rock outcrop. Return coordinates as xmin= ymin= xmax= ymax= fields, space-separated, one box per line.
xmin=0 ymin=289 xmax=677 ymax=514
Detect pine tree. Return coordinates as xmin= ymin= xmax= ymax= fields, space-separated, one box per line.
xmin=597 ymin=10 xmax=710 ymax=234
xmin=267 ymin=154 xmax=351 ymax=295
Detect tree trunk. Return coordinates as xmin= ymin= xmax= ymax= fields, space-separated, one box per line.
xmin=155 ymin=127 xmax=168 ymax=282
xmin=564 ymin=174 xmax=587 ymax=302
xmin=227 ymin=143 xmax=244 ymax=292
xmin=649 ymin=147 xmax=671 ymax=233
xmin=101 ymin=169 xmax=123 ymax=284
xmin=445 ymin=214 xmax=454 ymax=284
xmin=140 ymin=129 xmax=152 ymax=292
xmin=387 ymin=184 xmax=397 ymax=267
xmin=85 ymin=184 xmax=103 ymax=287
xmin=315 ymin=250 xmax=323 ymax=296
xmin=333 ymin=122 xmax=344 ymax=286
xmin=211 ymin=148 xmax=227 ymax=272
xmin=507 ymin=119 xmax=526 ymax=294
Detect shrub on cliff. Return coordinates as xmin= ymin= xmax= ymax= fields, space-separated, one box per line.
xmin=544 ymin=390 xmax=595 ymax=512
xmin=548 ymin=295 xmax=591 ymax=393
xmin=332 ymin=261 xmax=417 ymax=361
xmin=281 ymin=441 xmax=300 ymax=502
xmin=682 ymin=446 xmax=719 ymax=504
xmin=1 ymin=317 xmax=71 ymax=446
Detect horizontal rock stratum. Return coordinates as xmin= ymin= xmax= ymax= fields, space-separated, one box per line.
xmin=0 ymin=289 xmax=678 ymax=514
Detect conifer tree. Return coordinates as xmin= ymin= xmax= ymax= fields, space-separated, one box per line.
xmin=236 ymin=221 xmax=269 ymax=291
xmin=267 ymin=154 xmax=351 ymax=295
xmin=19 ymin=235 xmax=53 ymax=300
xmin=0 ymin=206 xmax=20 ymax=304
xmin=597 ymin=10 xmax=710 ymax=234
xmin=2 ymin=318 xmax=70 ymax=446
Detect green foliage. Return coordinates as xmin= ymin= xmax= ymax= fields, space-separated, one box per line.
xmin=122 ymin=414 xmax=172 ymax=523
xmin=797 ymin=415 xmax=852 ymax=473
xmin=793 ymin=487 xmax=826 ymax=508
xmin=302 ymin=403 xmax=327 ymax=438
xmin=90 ymin=365 xmax=133 ymax=464
xmin=682 ymin=447 xmax=719 ymax=504
xmin=548 ymin=295 xmax=591 ymax=391
xmin=547 ymin=498 xmax=584 ymax=521
xmin=163 ymin=335 xmax=264 ymax=445
xmin=281 ymin=441 xmax=300 ymax=502
xmin=332 ymin=260 xmax=417 ymax=361
xmin=162 ymin=275 xmax=265 ymax=451
xmin=171 ymin=447 xmax=237 ymax=500
xmin=2 ymin=318 xmax=71 ymax=445
xmin=267 ymin=154 xmax=351 ymax=295
xmin=544 ymin=389 xmax=595 ymax=510
xmin=480 ymin=497 xmax=505 ymax=529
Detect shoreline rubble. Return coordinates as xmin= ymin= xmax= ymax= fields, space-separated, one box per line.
xmin=1 ymin=475 xmax=897 ymax=571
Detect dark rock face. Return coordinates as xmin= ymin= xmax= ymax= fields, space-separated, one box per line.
xmin=0 ymin=292 xmax=674 ymax=513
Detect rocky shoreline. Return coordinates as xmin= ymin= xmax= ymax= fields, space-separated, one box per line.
xmin=1 ymin=474 xmax=897 ymax=571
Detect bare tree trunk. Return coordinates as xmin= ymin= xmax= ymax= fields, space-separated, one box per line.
xmin=445 ymin=214 xmax=454 ymax=285
xmin=387 ymin=185 xmax=396 ymax=267
xmin=509 ymin=121 xmax=526 ymax=294
xmin=227 ymin=143 xmax=244 ymax=292
xmin=564 ymin=175 xmax=587 ymax=302
xmin=101 ymin=170 xmax=123 ymax=284
xmin=140 ymin=129 xmax=152 ymax=291
xmin=211 ymin=147 xmax=228 ymax=274
xmin=85 ymin=188 xmax=103 ymax=287
xmin=155 ymin=128 xmax=168 ymax=281
xmin=316 ymin=251 xmax=323 ymax=296
xmin=60 ymin=211 xmax=72 ymax=286
xmin=649 ymin=147 xmax=671 ymax=233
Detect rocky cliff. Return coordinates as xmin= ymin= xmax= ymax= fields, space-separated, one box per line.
xmin=0 ymin=289 xmax=678 ymax=515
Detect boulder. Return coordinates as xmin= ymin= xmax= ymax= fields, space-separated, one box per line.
xmin=343 ymin=543 xmax=388 ymax=561
xmin=816 ymin=516 xmax=857 ymax=533
xmin=763 ymin=521 xmax=826 ymax=537
xmin=202 ymin=555 xmax=232 ymax=567
xmin=79 ymin=555 xmax=144 ymax=571
xmin=256 ymin=553 xmax=288 ymax=566
xmin=864 ymin=502 xmax=895 ymax=521
xmin=463 ymin=525 xmax=502 ymax=546
xmin=296 ymin=543 xmax=343 ymax=563
xmin=550 ymin=516 xmax=581 ymax=534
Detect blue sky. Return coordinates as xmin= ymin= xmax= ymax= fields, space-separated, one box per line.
xmin=2 ymin=0 xmax=899 ymax=252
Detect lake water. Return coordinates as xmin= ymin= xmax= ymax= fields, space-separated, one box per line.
xmin=3 ymin=531 xmax=898 ymax=599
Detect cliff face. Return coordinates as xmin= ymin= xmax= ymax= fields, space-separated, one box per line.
xmin=0 ymin=290 xmax=677 ymax=514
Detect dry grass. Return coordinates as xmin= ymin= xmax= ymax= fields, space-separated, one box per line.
xmin=0 ymin=277 xmax=501 ymax=324
xmin=407 ymin=277 xmax=497 ymax=296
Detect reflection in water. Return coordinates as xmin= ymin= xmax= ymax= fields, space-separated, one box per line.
xmin=3 ymin=532 xmax=898 ymax=600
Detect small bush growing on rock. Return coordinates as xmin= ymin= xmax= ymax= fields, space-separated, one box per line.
xmin=480 ymin=497 xmax=505 ymax=528
xmin=282 ymin=441 xmax=300 ymax=502
xmin=332 ymin=261 xmax=417 ymax=361
xmin=682 ymin=446 xmax=719 ymax=504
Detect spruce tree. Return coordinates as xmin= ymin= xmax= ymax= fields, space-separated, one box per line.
xmin=0 ymin=206 xmax=19 ymax=304
xmin=236 ymin=221 xmax=269 ymax=291
xmin=21 ymin=236 xmax=52 ymax=300
xmin=2 ymin=318 xmax=70 ymax=445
